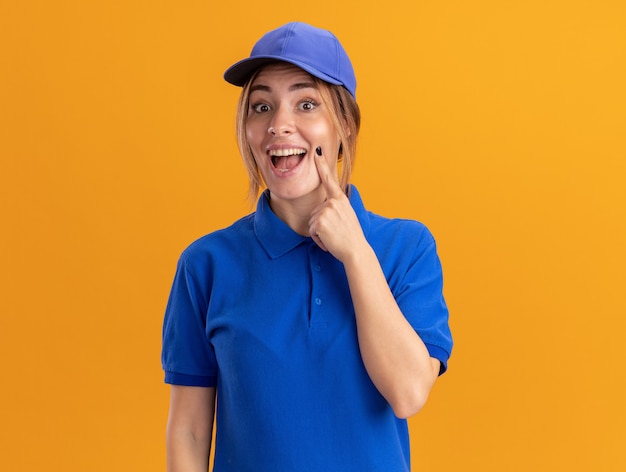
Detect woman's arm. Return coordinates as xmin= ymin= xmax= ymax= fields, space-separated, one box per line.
xmin=310 ymin=151 xmax=440 ymax=418
xmin=342 ymin=247 xmax=440 ymax=418
xmin=166 ymin=385 xmax=216 ymax=472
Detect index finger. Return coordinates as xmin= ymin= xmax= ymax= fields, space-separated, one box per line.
xmin=314 ymin=146 xmax=343 ymax=198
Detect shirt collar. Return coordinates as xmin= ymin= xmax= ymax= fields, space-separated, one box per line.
xmin=254 ymin=185 xmax=371 ymax=259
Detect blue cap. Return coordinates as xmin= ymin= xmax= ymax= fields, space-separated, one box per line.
xmin=224 ymin=22 xmax=356 ymax=98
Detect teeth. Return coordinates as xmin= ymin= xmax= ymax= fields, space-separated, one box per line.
xmin=269 ymin=148 xmax=306 ymax=157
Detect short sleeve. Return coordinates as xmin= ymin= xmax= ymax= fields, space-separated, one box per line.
xmin=161 ymin=253 xmax=217 ymax=387
xmin=395 ymin=231 xmax=453 ymax=375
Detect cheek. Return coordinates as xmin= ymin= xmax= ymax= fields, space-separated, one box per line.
xmin=244 ymin=125 xmax=265 ymax=170
xmin=245 ymin=123 xmax=258 ymax=146
xmin=245 ymin=115 xmax=267 ymax=142
xmin=308 ymin=118 xmax=333 ymax=136
xmin=307 ymin=120 xmax=341 ymax=149
xmin=246 ymin=127 xmax=266 ymax=163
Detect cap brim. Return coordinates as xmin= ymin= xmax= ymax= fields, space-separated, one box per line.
xmin=224 ymin=56 xmax=343 ymax=88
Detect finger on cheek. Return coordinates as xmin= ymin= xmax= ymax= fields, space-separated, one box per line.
xmin=314 ymin=146 xmax=334 ymax=190
xmin=314 ymin=146 xmax=327 ymax=177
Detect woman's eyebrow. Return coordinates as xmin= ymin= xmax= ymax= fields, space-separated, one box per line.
xmin=249 ymin=82 xmax=317 ymax=94
xmin=249 ymin=84 xmax=271 ymax=94
xmin=289 ymin=82 xmax=317 ymax=91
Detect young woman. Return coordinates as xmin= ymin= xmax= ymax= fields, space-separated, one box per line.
xmin=162 ymin=22 xmax=453 ymax=471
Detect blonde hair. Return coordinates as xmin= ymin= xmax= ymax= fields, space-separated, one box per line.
xmin=235 ymin=66 xmax=361 ymax=203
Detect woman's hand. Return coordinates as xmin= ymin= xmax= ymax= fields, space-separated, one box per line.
xmin=310 ymin=147 xmax=440 ymax=418
xmin=309 ymin=147 xmax=368 ymax=263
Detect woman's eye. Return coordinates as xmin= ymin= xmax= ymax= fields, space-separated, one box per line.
xmin=252 ymin=103 xmax=271 ymax=113
xmin=299 ymin=100 xmax=317 ymax=111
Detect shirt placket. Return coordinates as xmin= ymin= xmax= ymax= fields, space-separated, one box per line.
xmin=308 ymin=242 xmax=327 ymax=331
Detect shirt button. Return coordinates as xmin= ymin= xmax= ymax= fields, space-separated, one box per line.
xmin=315 ymin=265 xmax=321 ymax=272
xmin=315 ymin=297 xmax=322 ymax=305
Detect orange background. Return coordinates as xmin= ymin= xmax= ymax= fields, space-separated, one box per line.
xmin=1 ymin=1 xmax=625 ymax=471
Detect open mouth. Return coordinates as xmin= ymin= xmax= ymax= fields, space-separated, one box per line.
xmin=269 ymin=148 xmax=307 ymax=172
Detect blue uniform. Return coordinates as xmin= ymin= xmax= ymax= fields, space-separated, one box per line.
xmin=162 ymin=186 xmax=453 ymax=471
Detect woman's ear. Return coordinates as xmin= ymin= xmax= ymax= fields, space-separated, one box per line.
xmin=343 ymin=118 xmax=351 ymax=137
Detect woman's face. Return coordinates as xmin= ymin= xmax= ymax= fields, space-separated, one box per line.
xmin=246 ymin=63 xmax=342 ymax=205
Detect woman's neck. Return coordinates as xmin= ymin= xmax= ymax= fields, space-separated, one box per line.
xmin=268 ymin=191 xmax=324 ymax=237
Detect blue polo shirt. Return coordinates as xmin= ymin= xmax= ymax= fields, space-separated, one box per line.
xmin=162 ymin=186 xmax=452 ymax=471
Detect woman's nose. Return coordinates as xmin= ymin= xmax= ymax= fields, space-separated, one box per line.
xmin=268 ymin=107 xmax=294 ymax=136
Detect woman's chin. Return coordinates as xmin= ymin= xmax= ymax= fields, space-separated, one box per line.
xmin=267 ymin=179 xmax=324 ymax=203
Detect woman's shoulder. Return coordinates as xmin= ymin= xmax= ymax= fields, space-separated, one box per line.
xmin=350 ymin=186 xmax=435 ymax=247
xmin=180 ymin=212 xmax=257 ymax=261
xmin=367 ymin=211 xmax=435 ymax=247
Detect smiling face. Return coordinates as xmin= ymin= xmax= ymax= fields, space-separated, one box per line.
xmin=245 ymin=63 xmax=342 ymax=207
